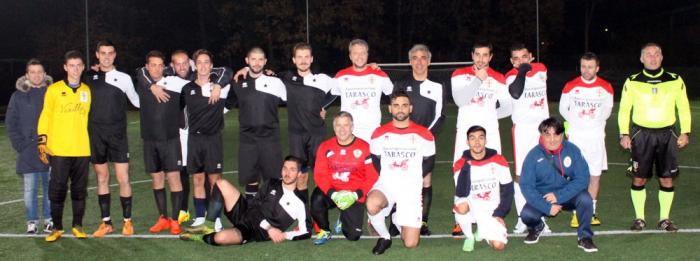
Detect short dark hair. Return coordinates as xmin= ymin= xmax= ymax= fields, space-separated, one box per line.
xmin=96 ymin=40 xmax=115 ymax=51
xmin=192 ymin=49 xmax=213 ymax=63
xmin=145 ymin=50 xmax=165 ymax=64
xmin=390 ymin=90 xmax=410 ymax=104
xmin=283 ymin=155 xmax=303 ymax=169
xmin=467 ymin=125 xmax=487 ymax=136
xmin=64 ymin=50 xmax=84 ymax=64
xmin=292 ymin=43 xmax=312 ymax=56
xmin=472 ymin=40 xmax=493 ymax=53
xmin=538 ymin=117 xmax=565 ymax=135
xmin=171 ymin=49 xmax=189 ymax=58
xmin=26 ymin=58 xmax=43 ymax=70
xmin=334 ymin=111 xmax=354 ymax=123
xmin=580 ymin=52 xmax=599 ymax=66
xmin=510 ymin=43 xmax=529 ymax=54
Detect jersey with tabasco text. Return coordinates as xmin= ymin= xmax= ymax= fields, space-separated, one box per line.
xmin=451 ymin=67 xmax=510 ymax=129
xmin=505 ymin=63 xmax=549 ymax=124
xmin=370 ymin=121 xmax=435 ymax=191
xmin=314 ymin=137 xmax=378 ymax=203
xmin=559 ymin=76 xmax=614 ymax=133
xmin=453 ymin=150 xmax=512 ymax=213
xmin=332 ymin=67 xmax=393 ymax=133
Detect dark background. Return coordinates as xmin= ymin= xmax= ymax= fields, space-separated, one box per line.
xmin=1 ymin=0 xmax=699 ymax=117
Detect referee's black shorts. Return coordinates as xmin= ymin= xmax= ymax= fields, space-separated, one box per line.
xmin=288 ymin=132 xmax=325 ymax=173
xmin=187 ymin=132 xmax=223 ymax=175
xmin=223 ymin=195 xmax=267 ymax=243
xmin=143 ymin=138 xmax=182 ymax=173
xmin=238 ymin=134 xmax=282 ymax=185
xmin=630 ymin=124 xmax=680 ymax=179
xmin=89 ymin=123 xmax=129 ymax=164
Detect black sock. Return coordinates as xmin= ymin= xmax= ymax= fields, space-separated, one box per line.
xmin=120 ymin=196 xmax=132 ymax=219
xmin=153 ymin=189 xmax=167 ymax=217
xmin=202 ymin=232 xmax=220 ymax=246
xmin=206 ymin=184 xmax=223 ymax=222
xmin=180 ymin=167 xmax=190 ymax=211
xmin=171 ymin=191 xmax=183 ymax=220
xmin=245 ymin=184 xmax=259 ymax=201
xmin=98 ymin=193 xmax=112 ymax=225
xmin=422 ymin=186 xmax=432 ymax=222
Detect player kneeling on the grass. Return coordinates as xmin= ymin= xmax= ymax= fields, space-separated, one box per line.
xmin=520 ymin=117 xmax=597 ymax=252
xmin=453 ymin=125 xmax=513 ymax=252
xmin=365 ymin=91 xmax=436 ymax=255
xmin=180 ymin=156 xmax=310 ymax=245
xmin=310 ymin=111 xmax=379 ymax=245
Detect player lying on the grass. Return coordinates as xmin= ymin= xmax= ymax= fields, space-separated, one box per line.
xmin=366 ymin=91 xmax=436 ymax=255
xmin=179 ymin=156 xmax=310 ymax=245
xmin=311 ymin=111 xmax=378 ymax=245
xmin=453 ymin=125 xmax=513 ymax=252
xmin=519 ymin=117 xmax=598 ymax=252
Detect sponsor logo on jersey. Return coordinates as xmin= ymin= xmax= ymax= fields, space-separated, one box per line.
xmin=351 ymin=97 xmax=370 ymax=109
xmin=353 ymin=149 xmax=362 ymax=159
xmin=332 ymin=171 xmax=351 ymax=182
xmin=529 ymin=98 xmax=545 ymax=109
xmin=475 ymin=191 xmax=492 ymax=201
xmin=390 ymin=159 xmax=409 ymax=170
xmin=578 ymin=108 xmax=597 ymax=119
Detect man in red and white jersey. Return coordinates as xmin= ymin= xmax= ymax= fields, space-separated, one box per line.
xmin=332 ymin=39 xmax=393 ymax=142
xmin=453 ymin=125 xmax=514 ymax=252
xmin=310 ymin=111 xmax=378 ymax=245
xmin=505 ymin=43 xmax=550 ymax=233
xmin=366 ymin=91 xmax=436 ymax=255
xmin=559 ymin=52 xmax=613 ymax=227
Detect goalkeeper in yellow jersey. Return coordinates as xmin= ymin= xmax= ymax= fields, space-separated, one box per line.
xmin=618 ymin=43 xmax=691 ymax=232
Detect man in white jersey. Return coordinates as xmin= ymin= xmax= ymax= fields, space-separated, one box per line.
xmin=332 ymin=39 xmax=393 ymax=141
xmin=559 ymin=52 xmax=613 ymax=227
xmin=505 ymin=43 xmax=550 ymax=233
xmin=366 ymin=91 xmax=436 ymax=255
xmin=453 ymin=125 xmax=513 ymax=252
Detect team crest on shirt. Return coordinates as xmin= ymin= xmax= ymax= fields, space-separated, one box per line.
xmin=340 ymin=149 xmax=346 ymax=155
xmin=563 ymin=156 xmax=572 ymax=168
xmin=80 ymin=91 xmax=88 ymax=102
xmin=353 ymin=149 xmax=362 ymax=159
xmin=369 ymin=76 xmax=375 ymax=84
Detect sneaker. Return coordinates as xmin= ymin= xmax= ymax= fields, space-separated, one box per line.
xmin=657 ymin=219 xmax=678 ymax=232
xmin=179 ymin=232 xmax=204 ymax=242
xmin=570 ymin=214 xmax=579 ymax=228
xmin=513 ymin=218 xmax=527 ymax=234
xmin=169 ymin=219 xmax=182 ymax=234
xmin=92 ymin=222 xmax=114 ymax=238
xmin=27 ymin=221 xmax=38 ymax=234
xmin=524 ymin=224 xmax=544 ymax=244
xmin=313 ymin=230 xmax=331 ymax=245
xmin=577 ymin=238 xmax=598 ymax=252
xmin=452 ymin=223 xmax=463 ymax=237
xmin=122 ymin=219 xmax=133 ymax=236
xmin=43 ymin=220 xmax=54 ymax=233
xmin=190 ymin=217 xmax=205 ymax=227
xmin=178 ymin=210 xmax=190 ymax=225
xmin=334 ymin=218 xmax=342 ymax=234
xmin=185 ymin=220 xmax=214 ymax=234
xmin=71 ymin=226 xmax=88 ymax=239
xmin=630 ymin=219 xmax=646 ymax=231
xmin=462 ymin=236 xmax=475 ymax=252
xmin=591 ymin=214 xmax=601 ymax=226
xmin=372 ymin=238 xmax=392 ymax=255
xmin=45 ymin=229 xmax=63 ymax=242
xmin=149 ymin=216 xmax=171 ymax=233
xmin=420 ymin=221 xmax=432 ymax=236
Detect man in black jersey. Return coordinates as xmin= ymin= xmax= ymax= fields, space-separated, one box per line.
xmin=391 ymin=44 xmax=444 ymax=236
xmin=135 ymin=51 xmax=190 ymax=235
xmin=228 ymin=47 xmax=287 ymax=202
xmin=86 ymin=40 xmax=140 ymax=238
xmin=180 ymin=156 xmax=310 ymax=245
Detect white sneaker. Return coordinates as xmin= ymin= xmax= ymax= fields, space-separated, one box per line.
xmin=190 ymin=217 xmax=205 ymax=227
xmin=43 ymin=219 xmax=54 ymax=233
xmin=542 ymin=218 xmax=552 ymax=234
xmin=27 ymin=221 xmax=38 ymax=234
xmin=214 ymin=218 xmax=223 ymax=232
xmin=513 ymin=218 xmax=527 ymax=234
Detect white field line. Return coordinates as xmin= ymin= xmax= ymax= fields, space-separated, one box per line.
xmin=0 ymin=229 xmax=699 ymax=239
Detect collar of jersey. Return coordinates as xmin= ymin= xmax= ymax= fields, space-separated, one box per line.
xmin=642 ymin=68 xmax=664 ymax=78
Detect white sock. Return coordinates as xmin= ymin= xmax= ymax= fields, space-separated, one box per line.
xmin=455 ymin=213 xmax=473 ymax=238
xmin=391 ymin=212 xmax=402 ymax=235
xmin=368 ymin=213 xmax=390 ymax=239
xmin=191 ymin=217 xmax=205 ymax=226
xmin=592 ymin=200 xmax=597 ymax=214
xmin=214 ymin=217 xmax=223 ymax=232
xmin=514 ymin=182 xmax=526 ymax=215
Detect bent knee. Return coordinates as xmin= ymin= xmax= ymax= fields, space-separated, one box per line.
xmin=491 ymin=241 xmax=506 ymax=251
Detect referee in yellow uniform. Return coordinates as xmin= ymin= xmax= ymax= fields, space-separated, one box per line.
xmin=38 ymin=51 xmax=92 ymax=242
xmin=618 ymin=43 xmax=691 ymax=232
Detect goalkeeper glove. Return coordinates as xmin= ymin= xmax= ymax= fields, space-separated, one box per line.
xmin=37 ymin=134 xmax=51 ymax=165
xmin=330 ymin=190 xmax=358 ymax=211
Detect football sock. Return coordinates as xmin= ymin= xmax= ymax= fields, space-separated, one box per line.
xmin=120 ymin=196 xmax=132 ymax=219
xmin=98 ymin=193 xmax=112 ymax=225
xmin=171 ymin=191 xmax=183 ymax=220
xmin=368 ymin=213 xmax=390 ymax=239
xmin=245 ymin=184 xmax=259 ymax=201
xmin=455 ymin=213 xmax=473 ymax=238
xmin=658 ymin=186 xmax=674 ymax=220
xmin=630 ymin=185 xmax=646 ymax=220
xmin=194 ymin=198 xmax=206 ymax=218
xmin=180 ymin=167 xmax=190 ymax=211
xmin=153 ymin=189 xmax=167 ymax=217
xmin=422 ymin=186 xmax=432 ymax=222
xmin=592 ymin=199 xmax=597 ymax=214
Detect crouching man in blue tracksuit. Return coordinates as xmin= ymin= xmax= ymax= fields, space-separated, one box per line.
xmin=520 ymin=117 xmax=597 ymax=252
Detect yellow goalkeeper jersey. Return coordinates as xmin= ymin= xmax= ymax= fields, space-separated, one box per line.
xmin=618 ymin=68 xmax=691 ymax=135
xmin=37 ymin=80 xmax=91 ymax=156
